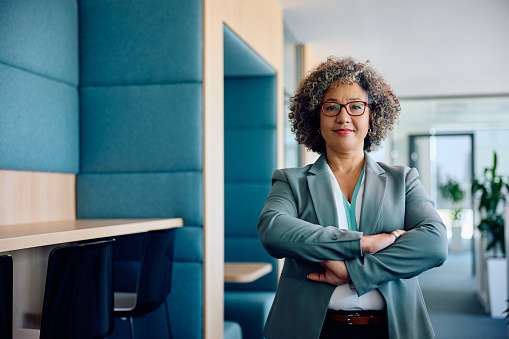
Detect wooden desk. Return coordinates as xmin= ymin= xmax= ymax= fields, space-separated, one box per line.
xmin=0 ymin=218 xmax=183 ymax=252
xmin=0 ymin=218 xmax=183 ymax=335
xmin=224 ymin=262 xmax=272 ymax=283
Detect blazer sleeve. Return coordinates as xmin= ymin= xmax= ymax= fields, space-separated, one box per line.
xmin=345 ymin=167 xmax=448 ymax=296
xmin=257 ymin=169 xmax=363 ymax=262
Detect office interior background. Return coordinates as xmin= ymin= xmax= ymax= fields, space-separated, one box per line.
xmin=0 ymin=0 xmax=508 ymax=338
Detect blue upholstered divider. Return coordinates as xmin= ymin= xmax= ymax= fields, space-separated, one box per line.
xmin=224 ymin=26 xmax=275 ymax=78
xmin=80 ymin=84 xmax=203 ymax=172
xmin=224 ymin=76 xmax=278 ymax=294
xmin=0 ymin=0 xmax=79 ymax=173
xmin=223 ymin=25 xmax=277 ymax=339
xmin=78 ymin=1 xmax=203 ymax=338
xmin=79 ymin=0 xmax=201 ymax=86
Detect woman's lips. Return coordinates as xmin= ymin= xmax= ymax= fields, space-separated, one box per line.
xmin=334 ymin=129 xmax=353 ymax=135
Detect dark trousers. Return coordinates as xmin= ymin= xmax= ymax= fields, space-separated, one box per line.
xmin=319 ymin=311 xmax=389 ymax=339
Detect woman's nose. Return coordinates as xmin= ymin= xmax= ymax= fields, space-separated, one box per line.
xmin=334 ymin=107 xmax=351 ymax=123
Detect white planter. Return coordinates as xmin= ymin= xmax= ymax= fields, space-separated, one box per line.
xmin=449 ymin=226 xmax=463 ymax=252
xmin=486 ymin=257 xmax=508 ymax=318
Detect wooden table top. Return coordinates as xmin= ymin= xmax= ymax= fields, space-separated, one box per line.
xmin=224 ymin=262 xmax=273 ymax=283
xmin=0 ymin=218 xmax=183 ymax=252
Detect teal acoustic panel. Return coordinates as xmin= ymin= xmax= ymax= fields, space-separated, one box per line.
xmin=80 ymin=83 xmax=202 ymax=173
xmin=76 ymin=172 xmax=203 ymax=226
xmin=224 ymin=76 xmax=277 ymax=129
xmin=225 ymin=291 xmax=274 ymax=339
xmin=0 ymin=64 xmax=79 ymax=173
xmin=0 ymin=0 xmax=78 ymax=86
xmin=225 ymin=183 xmax=271 ymax=237
xmin=225 ymin=129 xmax=276 ymax=182
xmin=168 ymin=262 xmax=203 ymax=339
xmin=79 ymin=0 xmax=202 ymax=86
xmin=224 ymin=25 xmax=276 ymax=78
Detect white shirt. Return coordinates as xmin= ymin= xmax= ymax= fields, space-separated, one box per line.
xmin=326 ymin=164 xmax=386 ymax=311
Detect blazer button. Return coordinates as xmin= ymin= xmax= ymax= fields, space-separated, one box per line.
xmin=331 ymin=234 xmax=338 ymax=240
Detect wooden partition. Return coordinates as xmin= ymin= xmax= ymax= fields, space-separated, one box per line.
xmin=0 ymin=170 xmax=75 ymax=227
xmin=203 ymin=0 xmax=283 ymax=337
xmin=0 ymin=170 xmax=75 ymax=330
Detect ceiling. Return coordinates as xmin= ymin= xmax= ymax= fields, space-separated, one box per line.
xmin=277 ymin=0 xmax=509 ymax=98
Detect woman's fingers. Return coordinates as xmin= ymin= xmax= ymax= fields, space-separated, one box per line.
xmin=308 ymin=261 xmax=351 ymax=285
xmin=307 ymin=272 xmax=326 ymax=282
xmin=361 ymin=230 xmax=407 ymax=254
xmin=307 ymin=270 xmax=348 ymax=285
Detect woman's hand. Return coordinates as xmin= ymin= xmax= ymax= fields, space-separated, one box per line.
xmin=307 ymin=260 xmax=351 ymax=285
xmin=360 ymin=229 xmax=406 ymax=254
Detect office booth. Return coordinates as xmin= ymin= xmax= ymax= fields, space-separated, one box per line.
xmin=0 ymin=0 xmax=284 ymax=338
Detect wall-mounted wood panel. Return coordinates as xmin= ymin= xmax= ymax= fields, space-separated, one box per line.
xmin=0 ymin=170 xmax=75 ymax=226
xmin=203 ymin=0 xmax=283 ymax=338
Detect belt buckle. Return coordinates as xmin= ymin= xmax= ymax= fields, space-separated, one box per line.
xmin=346 ymin=313 xmax=361 ymax=325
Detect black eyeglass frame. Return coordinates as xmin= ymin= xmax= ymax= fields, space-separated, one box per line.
xmin=320 ymin=101 xmax=370 ymax=117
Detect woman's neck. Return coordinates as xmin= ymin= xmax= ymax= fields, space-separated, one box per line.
xmin=326 ymin=150 xmax=365 ymax=174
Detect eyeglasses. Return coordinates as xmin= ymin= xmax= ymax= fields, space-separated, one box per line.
xmin=321 ymin=101 xmax=369 ymax=117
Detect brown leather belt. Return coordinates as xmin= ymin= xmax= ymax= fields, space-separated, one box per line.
xmin=326 ymin=310 xmax=386 ymax=325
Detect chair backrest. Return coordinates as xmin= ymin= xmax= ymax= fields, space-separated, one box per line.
xmin=40 ymin=239 xmax=114 ymax=339
xmin=0 ymin=255 xmax=13 ymax=339
xmin=134 ymin=229 xmax=176 ymax=315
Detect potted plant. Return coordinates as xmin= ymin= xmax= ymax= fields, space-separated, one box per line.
xmin=472 ymin=152 xmax=507 ymax=257
xmin=472 ymin=152 xmax=508 ymax=318
xmin=439 ymin=177 xmax=465 ymax=251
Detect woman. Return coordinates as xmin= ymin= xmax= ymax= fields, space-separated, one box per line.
xmin=257 ymin=57 xmax=447 ymax=339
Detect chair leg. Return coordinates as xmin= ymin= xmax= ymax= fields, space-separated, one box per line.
xmin=164 ymin=300 xmax=172 ymax=339
xmin=128 ymin=315 xmax=135 ymax=339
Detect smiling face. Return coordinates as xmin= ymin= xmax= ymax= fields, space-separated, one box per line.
xmin=319 ymin=82 xmax=370 ymax=157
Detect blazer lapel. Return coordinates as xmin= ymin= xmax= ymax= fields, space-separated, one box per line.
xmin=359 ymin=152 xmax=387 ymax=235
xmin=307 ymin=154 xmax=339 ymax=227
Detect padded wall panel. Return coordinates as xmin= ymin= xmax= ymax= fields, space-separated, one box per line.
xmin=172 ymin=226 xmax=203 ymax=262
xmin=225 ymin=129 xmax=276 ymax=182
xmin=0 ymin=0 xmax=78 ymax=85
xmin=224 ymin=77 xmax=277 ymax=129
xmin=167 ymin=262 xmax=203 ymax=339
xmin=224 ymin=239 xmax=278 ymax=292
xmin=224 ymin=25 xmax=276 ymax=78
xmin=80 ymin=84 xmax=202 ymax=173
xmin=0 ymin=64 xmax=79 ymax=173
xmin=225 ymin=183 xmax=271 ymax=237
xmin=76 ymin=172 xmax=203 ymax=226
xmin=224 ymin=291 xmax=274 ymax=339
xmin=79 ymin=0 xmax=202 ymax=86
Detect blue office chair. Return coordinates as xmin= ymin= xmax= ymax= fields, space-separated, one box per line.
xmin=112 ymin=229 xmax=175 ymax=339
xmin=0 ymin=255 xmax=13 ymax=339
xmin=40 ymin=239 xmax=114 ymax=339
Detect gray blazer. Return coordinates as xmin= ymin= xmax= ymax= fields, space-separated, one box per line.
xmin=257 ymin=153 xmax=448 ymax=339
